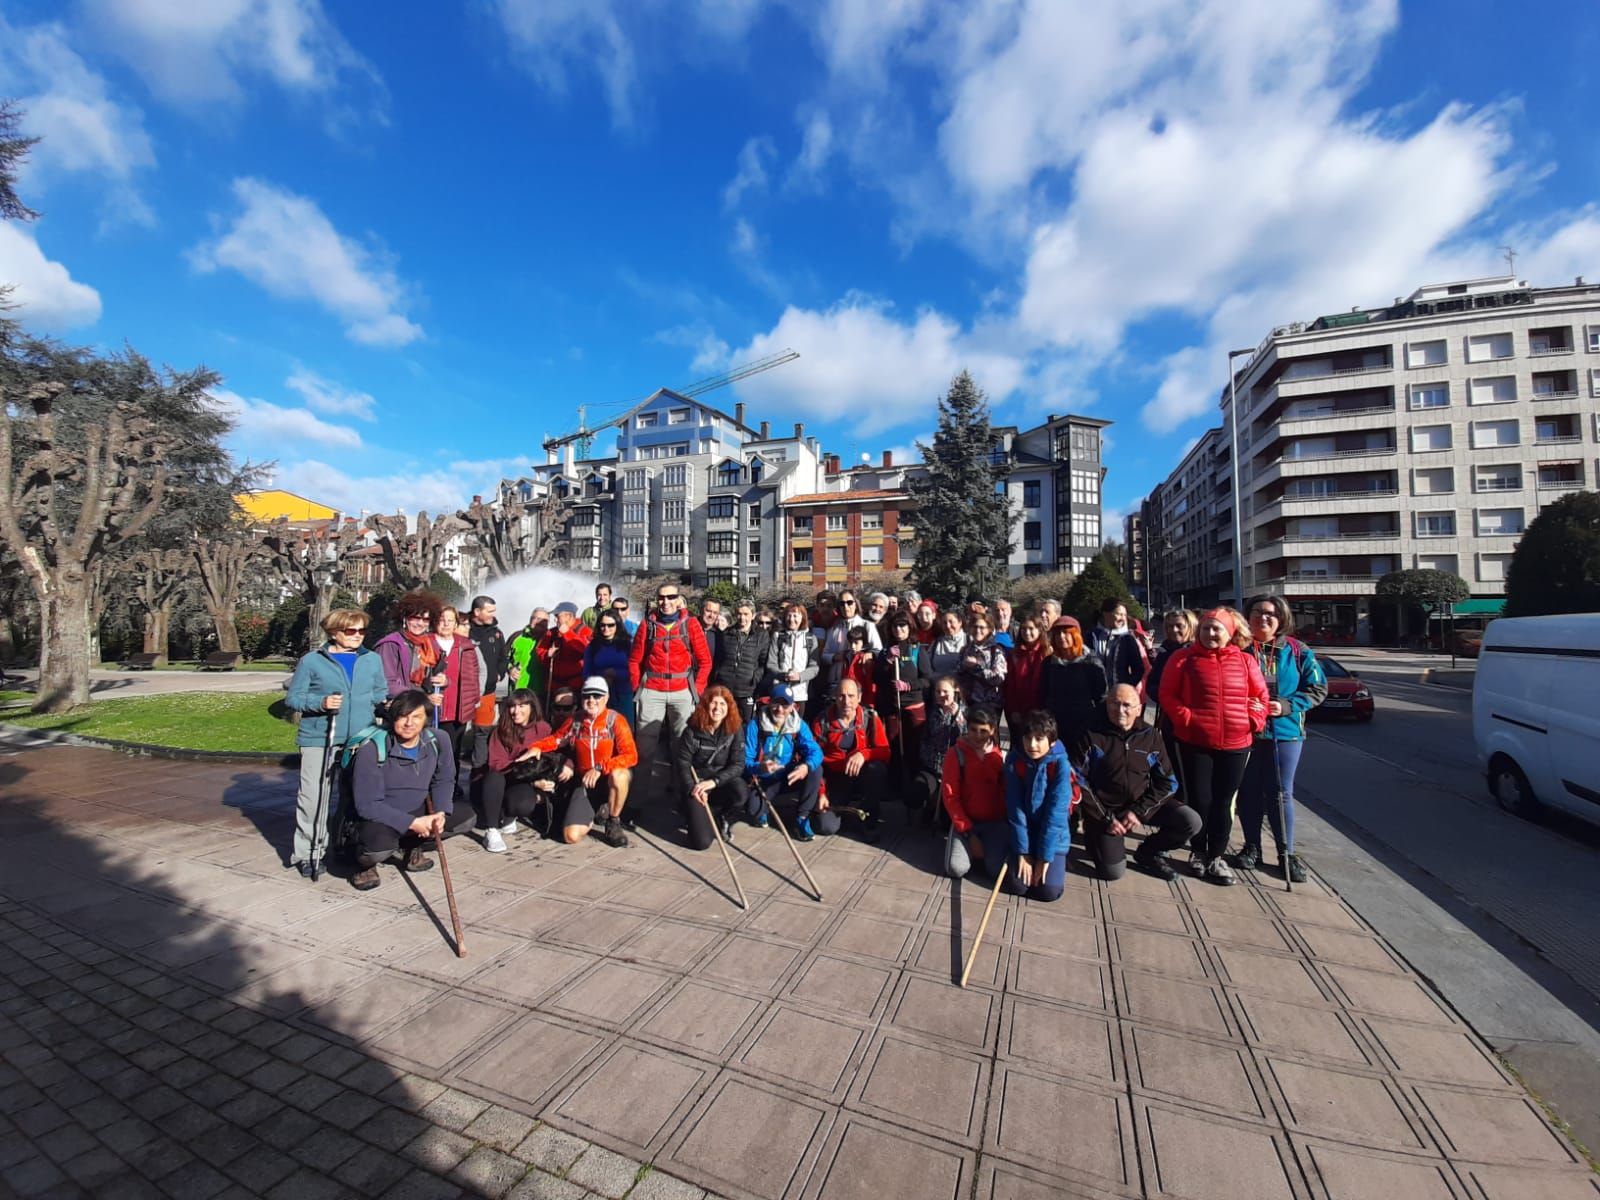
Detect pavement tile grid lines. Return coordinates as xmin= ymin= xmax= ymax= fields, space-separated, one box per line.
xmin=0 ymin=746 xmax=1592 ymax=1199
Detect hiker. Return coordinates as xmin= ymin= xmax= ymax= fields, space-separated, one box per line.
xmin=1077 ymin=685 xmax=1199 ymax=882
xmin=863 ymin=592 xmax=892 ymax=644
xmin=1040 ymin=616 xmax=1107 ymax=758
xmin=812 ymin=677 xmax=891 ymax=840
xmin=992 ymin=598 xmax=1015 ymax=650
xmin=430 ymin=606 xmax=483 ymax=773
xmin=478 ymin=688 xmax=558 ymax=852
xmin=745 ymin=683 xmax=831 ymax=840
xmin=927 ymin=608 xmax=968 ymax=680
xmin=583 ymin=609 xmax=636 ymax=725
xmin=348 ymin=690 xmax=476 ymax=891
xmin=765 ymin=602 xmax=820 ymax=710
xmin=539 ymin=602 xmax=591 ymax=701
xmin=507 ymin=609 xmax=549 ymax=694
xmin=1003 ymin=615 xmax=1048 ymax=745
xmin=941 ymin=706 xmax=1007 ymax=879
xmin=1088 ymin=599 xmax=1149 ymax=694
xmin=1158 ymin=607 xmax=1268 ymax=886
xmin=839 ymin=624 xmax=879 ymax=709
xmin=911 ymin=675 xmax=966 ymax=823
xmin=612 ymin=596 xmax=638 ymax=636
xmin=531 ymin=676 xmax=636 ymax=847
xmin=628 ymin=582 xmax=712 ymax=809
xmin=912 ymin=598 xmax=939 ymax=646
xmin=877 ymin=610 xmax=931 ymax=800
xmin=581 ymin=582 xmax=614 ymax=629
xmin=819 ymin=588 xmax=882 ymax=692
xmin=466 ymin=594 xmax=506 ymax=766
xmin=699 ymin=598 xmax=725 ymax=666
xmin=1237 ymin=595 xmax=1326 ymax=883
xmin=284 ymin=609 xmax=388 ymax=879
xmin=712 ymin=600 xmax=769 ymax=723
xmin=958 ymin=611 xmax=1007 ymax=712
xmin=1146 ymin=609 xmax=1197 ymax=712
xmin=375 ymin=590 xmax=448 ymax=700
xmin=675 ymin=685 xmax=755 ymax=850
xmin=1004 ymin=709 xmax=1078 ymax=903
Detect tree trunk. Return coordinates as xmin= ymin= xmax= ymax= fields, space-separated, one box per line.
xmin=142 ymin=602 xmax=172 ymax=664
xmin=35 ymin=574 xmax=93 ymax=712
xmin=310 ymin=584 xmax=334 ymax=650
xmin=206 ymin=600 xmax=242 ymax=655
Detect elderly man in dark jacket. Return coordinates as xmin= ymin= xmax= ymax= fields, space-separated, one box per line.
xmin=1077 ymin=684 xmax=1199 ymax=882
xmin=713 ymin=600 xmax=770 ymax=721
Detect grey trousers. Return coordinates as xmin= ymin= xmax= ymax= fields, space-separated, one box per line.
xmin=634 ymin=687 xmax=695 ymax=801
xmin=292 ymin=744 xmax=339 ymax=867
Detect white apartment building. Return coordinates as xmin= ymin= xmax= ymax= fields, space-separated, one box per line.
xmin=1159 ymin=274 xmax=1600 ymax=642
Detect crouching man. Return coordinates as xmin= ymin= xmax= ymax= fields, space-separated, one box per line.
xmin=745 ymin=683 xmax=830 ymax=840
xmin=350 ymin=690 xmax=476 ymax=891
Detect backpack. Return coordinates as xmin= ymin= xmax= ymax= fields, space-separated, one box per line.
xmin=643 ymin=614 xmax=698 ymax=684
xmin=340 ymin=724 xmax=440 ymax=770
xmin=330 ymin=724 xmax=441 ymax=863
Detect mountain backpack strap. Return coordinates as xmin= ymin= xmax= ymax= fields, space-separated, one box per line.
xmin=341 ymin=725 xmax=388 ymax=770
xmin=644 ymin=615 xmax=693 ymax=682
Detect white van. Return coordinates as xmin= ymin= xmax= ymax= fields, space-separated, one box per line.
xmin=1473 ymin=614 xmax=1600 ymax=825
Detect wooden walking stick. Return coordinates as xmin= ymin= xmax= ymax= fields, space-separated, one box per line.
xmin=424 ymin=797 xmax=466 ymax=957
xmin=756 ymin=775 xmax=823 ymax=902
xmin=692 ymin=768 xmax=747 ymax=910
xmin=960 ymin=861 xmax=1009 ymax=988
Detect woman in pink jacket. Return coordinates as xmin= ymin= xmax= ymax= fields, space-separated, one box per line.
xmin=1157 ymin=607 xmax=1268 ymax=886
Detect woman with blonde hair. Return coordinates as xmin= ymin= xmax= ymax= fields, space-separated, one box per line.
xmin=1158 ymin=607 xmax=1268 ymax=885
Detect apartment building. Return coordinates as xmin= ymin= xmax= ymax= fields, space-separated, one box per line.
xmin=998 ymin=414 xmax=1112 ymax=577
xmin=1147 ymin=274 xmax=1600 ymax=641
xmin=1144 ymin=424 xmax=1233 ymax=612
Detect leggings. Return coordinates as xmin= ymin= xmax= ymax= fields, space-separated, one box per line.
xmin=681 ymin=779 xmax=754 ymax=851
xmin=1237 ymin=737 xmax=1304 ymax=855
xmin=1176 ymin=743 xmax=1251 ymax=862
xmin=479 ymin=771 xmax=553 ymax=834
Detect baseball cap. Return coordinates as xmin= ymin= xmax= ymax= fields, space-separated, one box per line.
xmin=768 ymin=683 xmax=795 ymax=705
xmin=554 ymin=601 xmax=580 ymax=617
xmin=579 ymin=676 xmax=609 ymax=697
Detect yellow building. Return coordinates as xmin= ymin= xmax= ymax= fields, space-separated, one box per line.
xmin=235 ymin=490 xmax=339 ymax=525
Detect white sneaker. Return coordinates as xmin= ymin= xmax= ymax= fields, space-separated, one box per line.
xmin=483 ymin=828 xmax=508 ymax=854
xmin=498 ymin=819 xmax=519 ymax=836
xmin=1206 ymin=856 xmax=1236 ymax=886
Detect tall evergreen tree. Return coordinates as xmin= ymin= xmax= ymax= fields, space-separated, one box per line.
xmin=0 ymin=100 xmax=39 ymax=223
xmin=908 ymin=371 xmax=1016 ymax=605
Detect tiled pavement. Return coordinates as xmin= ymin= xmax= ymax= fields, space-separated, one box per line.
xmin=0 ymin=743 xmax=1595 ymax=1199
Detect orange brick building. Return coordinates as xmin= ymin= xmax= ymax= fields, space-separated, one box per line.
xmin=782 ymin=487 xmax=915 ymax=586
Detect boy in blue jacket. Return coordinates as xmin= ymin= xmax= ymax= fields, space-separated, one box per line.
xmin=1004 ymin=709 xmax=1079 ymax=902
xmin=744 ymin=684 xmax=831 ymax=840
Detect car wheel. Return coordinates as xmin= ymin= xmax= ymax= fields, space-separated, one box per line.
xmin=1488 ymin=757 xmax=1540 ymax=820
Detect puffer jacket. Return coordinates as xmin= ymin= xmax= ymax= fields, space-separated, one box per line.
xmin=821 ymin=615 xmax=882 ymax=682
xmin=1002 ymin=637 xmax=1048 ymax=717
xmin=1005 ymin=740 xmax=1078 ymax=864
xmin=1159 ymin=642 xmax=1269 ymax=751
xmin=765 ymin=629 xmax=819 ymax=703
xmin=1041 ymin=653 xmax=1108 ymax=753
xmin=811 ymin=703 xmax=891 ymax=774
xmin=1248 ymin=637 xmax=1328 ymax=742
xmin=1146 ymin=639 xmax=1189 ymax=708
xmin=630 ymin=611 xmax=713 ymax=694
xmin=958 ymin=637 xmax=1007 ymax=710
xmin=674 ymin=724 xmax=744 ymax=793
xmin=745 ymin=708 xmax=823 ymax=782
xmin=1076 ymin=712 xmax=1178 ymax=825
xmin=532 ymin=708 xmax=639 ymax=774
xmin=714 ymin=626 xmax=770 ymax=701
xmin=433 ymin=634 xmax=483 ymax=725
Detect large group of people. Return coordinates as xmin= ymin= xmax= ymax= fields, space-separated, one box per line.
xmin=283 ymin=580 xmax=1326 ymax=898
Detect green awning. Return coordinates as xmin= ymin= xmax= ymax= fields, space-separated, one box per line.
xmin=1429 ymin=598 xmax=1504 ymax=618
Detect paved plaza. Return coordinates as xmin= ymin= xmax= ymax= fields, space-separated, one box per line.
xmin=0 ymin=741 xmax=1595 ymax=1199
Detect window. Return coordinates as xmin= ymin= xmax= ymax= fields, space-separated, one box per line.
xmin=1072 ymin=513 xmax=1100 ymax=543
xmin=1415 ymin=554 xmax=1458 ymax=574
xmin=663 ymin=499 xmax=686 ymax=522
xmin=1474 ymin=465 xmax=1521 ymax=493
xmin=1411 ymin=467 xmax=1454 ymax=495
xmin=670 ymin=443 xmax=690 ymax=457
xmin=747 ymin=539 xmax=761 ymax=563
xmin=1465 ymin=332 xmax=1512 ymax=363
xmin=708 ymin=532 xmax=736 ymax=554
xmin=664 ymin=464 xmax=688 ymax=487
xmin=662 ymin=535 xmax=687 ymax=556
xmin=1536 ymin=461 xmax=1584 ymax=491
xmin=717 ymin=464 xmax=741 ymax=487
xmin=668 ymin=408 xmax=691 ymax=425
xmin=793 ymin=547 xmax=812 ymax=567
xmin=636 ymin=412 xmax=659 ymax=428
xmin=1590 ymin=368 xmax=1600 ymax=397
xmin=1406 ymin=339 xmax=1447 ymax=368
xmin=623 ymin=502 xmax=647 ymax=524
xmin=1410 ymin=424 xmax=1452 ymax=452
xmin=1588 ymin=325 xmax=1600 ymax=353
xmin=1475 ymin=508 xmax=1525 ymax=536
xmin=898 ymin=539 xmax=916 ymax=564
xmin=1468 ymin=376 xmax=1516 ymax=406
xmin=707 ymin=569 xmax=736 ymax=584
xmin=860 ymin=544 xmax=882 ymax=565
xmin=1024 ymin=521 xmax=1042 ymax=550
xmin=1535 ymin=414 xmax=1581 ymax=443
xmin=748 ymin=503 xmax=761 ymax=524
xmin=861 ymin=512 xmax=883 ymax=530
xmin=1408 ymin=383 xmax=1449 ymax=410
xmin=622 ymin=537 xmax=646 ymax=557
xmin=826 ymin=513 xmax=847 ymax=531
xmin=1471 ymin=419 xmax=1520 ymax=448
xmin=1414 ymin=511 xmax=1456 ymax=537
xmin=625 ymin=468 xmax=647 ymax=491
xmin=708 ymin=497 xmax=735 ymax=519
xmin=1071 ymin=469 xmax=1099 ymax=505
xmin=1478 ymin=552 xmax=1514 ymax=582
xmin=1023 ymin=480 xmax=1041 ymax=508
xmin=826 ymin=546 xmax=846 ymax=566
xmin=791 ymin=513 xmax=812 ymax=534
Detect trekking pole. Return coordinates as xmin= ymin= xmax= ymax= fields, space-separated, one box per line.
xmin=309 ymin=711 xmax=336 ymax=882
xmin=960 ymin=860 xmax=1009 ymax=988
xmin=756 ymin=775 xmax=823 ymax=902
xmin=423 ymin=797 xmax=466 ymax=957
xmin=692 ymin=767 xmax=747 ymax=910
xmin=1269 ymin=719 xmax=1291 ymax=894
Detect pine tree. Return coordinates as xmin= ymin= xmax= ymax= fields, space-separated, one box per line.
xmin=1064 ymin=555 xmax=1143 ymax=625
xmin=907 ymin=371 xmax=1016 ymax=605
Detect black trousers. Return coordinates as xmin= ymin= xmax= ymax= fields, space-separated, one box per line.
xmin=681 ymin=779 xmax=754 ymax=851
xmin=357 ymin=803 xmax=476 ymax=866
xmin=479 ymin=771 xmax=555 ymax=834
xmin=1176 ymin=744 xmax=1250 ymax=861
xmin=823 ymin=761 xmax=888 ymax=821
xmin=1085 ymin=802 xmax=1203 ymax=880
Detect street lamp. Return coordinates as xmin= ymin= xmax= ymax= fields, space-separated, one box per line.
xmin=1227 ymin=346 xmax=1255 ymax=610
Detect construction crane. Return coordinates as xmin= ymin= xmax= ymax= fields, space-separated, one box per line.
xmin=541 ymin=348 xmax=800 ymax=457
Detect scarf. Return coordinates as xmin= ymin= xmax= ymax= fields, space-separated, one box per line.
xmin=404 ymin=628 xmax=441 ymax=686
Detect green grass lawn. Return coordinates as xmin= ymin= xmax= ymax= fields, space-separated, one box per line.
xmin=1 ymin=691 xmax=298 ymax=753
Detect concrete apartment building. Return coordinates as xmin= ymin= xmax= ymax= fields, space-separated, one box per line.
xmin=783 ymin=452 xmax=920 ymax=587
xmin=1144 ymin=274 xmax=1600 ymax=641
xmin=998 ymin=414 xmax=1113 ymax=577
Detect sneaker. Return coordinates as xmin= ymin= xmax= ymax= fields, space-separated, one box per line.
xmin=350 ymin=865 xmax=380 ymax=891
xmin=1205 ymin=856 xmax=1237 ymax=886
xmin=1233 ymin=844 xmax=1260 ymax=871
xmin=498 ymin=819 xmax=519 ymax=836
xmin=1283 ymin=854 xmax=1307 ymax=884
xmin=754 ymin=810 xmax=769 ymax=829
xmin=483 ymin=828 xmax=508 ymax=854
xmin=717 ymin=814 xmax=735 ymax=844
xmin=794 ymin=817 xmax=815 ymax=842
xmin=594 ymin=816 xmax=630 ymax=849
xmin=1131 ymin=852 xmax=1178 ymax=882
xmin=404 ymin=847 xmax=434 ymax=872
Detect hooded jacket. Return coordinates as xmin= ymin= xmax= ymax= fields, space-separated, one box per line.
xmin=675 ymin=723 xmax=745 ymax=794
xmin=507 ymin=622 xmax=547 ymax=693
xmin=1248 ymin=637 xmax=1328 ymax=742
xmin=1076 ymin=712 xmax=1178 ymax=825
xmin=744 ymin=707 xmax=823 ymax=782
xmin=1005 ymin=740 xmax=1078 ymax=864
xmin=468 ymin=619 xmax=506 ymax=692
xmin=942 ymin=737 xmax=1006 ymax=832
xmin=1088 ymin=624 xmax=1149 ymax=690
xmin=432 ymin=633 xmax=483 ymax=725
xmin=928 ymin=630 xmax=968 ymax=679
xmin=1159 ymin=642 xmax=1269 ymax=751
xmin=714 ymin=625 xmax=770 ymax=701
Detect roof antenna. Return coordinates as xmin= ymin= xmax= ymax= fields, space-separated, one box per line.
xmin=1501 ymin=246 xmax=1517 ymax=276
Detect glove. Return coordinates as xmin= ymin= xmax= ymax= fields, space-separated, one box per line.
xmin=895 ymin=680 xmax=911 ymax=692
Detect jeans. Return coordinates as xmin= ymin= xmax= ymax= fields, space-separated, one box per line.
xmin=1176 ymin=744 xmax=1251 ymax=862
xmin=1004 ymin=851 xmax=1068 ymax=902
xmin=1085 ymin=802 xmax=1203 ymax=881
xmin=635 ymin=686 xmax=695 ymax=801
xmin=947 ymin=819 xmax=1012 ymax=879
xmin=1238 ymin=737 xmax=1303 ymax=855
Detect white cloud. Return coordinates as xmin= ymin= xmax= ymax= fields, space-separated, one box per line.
xmin=495 ymin=0 xmax=638 ymax=131
xmin=652 ymin=323 xmax=732 ymax=374
xmin=270 ymin=456 xmax=532 ymax=517
xmin=285 ymin=369 xmax=377 ymax=420
xmin=787 ymin=110 xmax=833 ymax=188
xmin=213 ymin=387 xmax=362 ymax=451
xmin=722 ymin=135 xmax=775 ymax=210
xmin=0 ymin=223 xmax=102 ymax=328
xmin=191 ymin=178 xmax=423 ymax=347
xmin=724 ymin=296 xmax=1025 ymax=434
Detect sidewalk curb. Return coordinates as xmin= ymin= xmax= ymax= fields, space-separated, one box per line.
xmin=1419 ymin=667 xmax=1476 ymax=690
xmin=0 ymin=722 xmax=297 ymax=766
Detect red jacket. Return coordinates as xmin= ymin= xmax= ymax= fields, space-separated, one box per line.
xmin=1002 ymin=638 xmax=1048 ymax=716
xmin=1158 ymin=643 xmax=1268 ymax=751
xmin=486 ymin=721 xmax=553 ymax=773
xmin=629 ymin=612 xmax=712 ymax=694
xmin=434 ymin=635 xmax=483 ymax=725
xmin=842 ymin=651 xmax=878 ymax=709
xmin=539 ymin=622 xmax=591 ymax=693
xmin=811 ymin=704 xmax=891 ymax=773
xmin=942 ymin=739 xmax=1006 ymax=832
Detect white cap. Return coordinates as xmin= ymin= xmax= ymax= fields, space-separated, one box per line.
xmin=579 ymin=676 xmax=610 ymax=698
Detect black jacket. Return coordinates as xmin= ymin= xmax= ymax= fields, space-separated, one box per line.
xmin=470 ymin=620 xmax=507 ymax=691
xmin=674 ymin=724 xmax=744 ymax=794
xmin=1041 ymin=654 xmax=1108 ymax=755
xmin=875 ymin=641 xmax=932 ymax=706
xmin=1076 ymin=713 xmax=1177 ymax=825
xmin=714 ymin=627 xmax=770 ymax=700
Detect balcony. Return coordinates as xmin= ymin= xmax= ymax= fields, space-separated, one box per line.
xmin=1474 ymin=477 xmax=1523 ymax=493
xmin=1537 ymin=466 xmax=1585 ymax=491
xmin=1528 ymin=326 xmax=1574 ymax=356
xmin=1275 ymin=572 xmax=1383 ymax=596
xmin=1532 ymin=369 xmax=1578 ymax=400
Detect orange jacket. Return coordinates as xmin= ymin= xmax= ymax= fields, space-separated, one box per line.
xmin=532 ymin=708 xmax=639 ymax=774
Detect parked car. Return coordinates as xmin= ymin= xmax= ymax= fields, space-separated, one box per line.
xmin=1454 ymin=630 xmax=1484 ymax=658
xmin=1472 ymin=614 xmax=1600 ymax=826
xmin=1310 ymin=655 xmax=1374 ymax=721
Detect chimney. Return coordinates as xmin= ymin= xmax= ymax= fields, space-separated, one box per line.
xmin=882 ymin=450 xmax=892 ymax=468
xmin=735 ymin=402 xmax=747 ymax=426
xmin=827 ymin=454 xmax=840 ymax=474
xmin=1578 ymin=276 xmax=1587 ymax=286
xmin=759 ymin=420 xmax=770 ymax=439
xmin=794 ymin=422 xmax=805 ymax=440
xmin=471 ymin=494 xmax=482 ymax=505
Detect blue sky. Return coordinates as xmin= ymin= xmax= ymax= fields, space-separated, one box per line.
xmin=4 ymin=0 xmax=1599 ymax=530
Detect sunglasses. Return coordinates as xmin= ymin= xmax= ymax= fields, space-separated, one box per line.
xmin=658 ymin=594 xmax=679 ymax=601
xmin=841 ymin=599 xmax=857 ymax=606
xmin=339 ymin=627 xmax=367 ymax=635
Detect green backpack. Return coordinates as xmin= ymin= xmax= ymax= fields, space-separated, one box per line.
xmin=340 ymin=724 xmax=440 ymax=770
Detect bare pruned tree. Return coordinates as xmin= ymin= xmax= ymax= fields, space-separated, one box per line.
xmin=531 ymin=487 xmax=573 ymax=566
xmin=130 ymin=548 xmax=188 ymax=663
xmin=366 ymin=510 xmax=468 ymax=588
xmin=257 ymin=516 xmax=368 ymax=647
xmin=459 ymin=491 xmax=532 ymax=579
xmin=190 ymin=536 xmax=260 ymax=655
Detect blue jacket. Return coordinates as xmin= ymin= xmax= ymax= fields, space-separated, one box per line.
xmin=745 ymin=709 xmax=823 ymax=782
xmin=351 ymin=729 xmax=456 ymax=832
xmin=285 ymin=645 xmax=390 ymax=748
xmin=1005 ymin=740 xmax=1077 ymax=864
xmin=1248 ymin=637 xmax=1328 ymax=742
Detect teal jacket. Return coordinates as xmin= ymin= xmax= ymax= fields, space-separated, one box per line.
xmin=1248 ymin=637 xmax=1328 ymax=742
xmin=285 ymin=645 xmax=390 ymax=748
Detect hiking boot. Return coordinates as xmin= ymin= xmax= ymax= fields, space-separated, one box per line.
xmin=350 ymin=865 xmax=380 ymax=891
xmin=1205 ymin=856 xmax=1237 ymax=886
xmin=404 ymin=847 xmax=434 ymax=872
xmin=1283 ymin=853 xmax=1307 ymax=884
xmin=594 ymin=816 xmax=630 ymax=848
xmin=754 ymin=810 xmax=769 ymax=829
xmin=1132 ymin=851 xmax=1178 ymax=882
xmin=858 ymin=813 xmax=882 ymax=844
xmin=794 ymin=817 xmax=815 ymax=842
xmin=717 ymin=813 xmax=735 ymax=844
xmin=482 ymin=828 xmax=508 ymax=854
xmin=1233 ymin=844 xmax=1261 ymax=871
